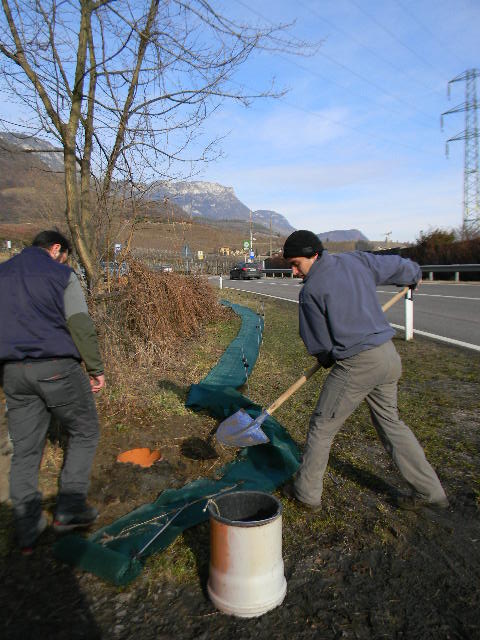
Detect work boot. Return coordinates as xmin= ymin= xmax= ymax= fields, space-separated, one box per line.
xmin=14 ymin=498 xmax=48 ymax=553
xmin=280 ymin=481 xmax=322 ymax=513
xmin=19 ymin=513 xmax=48 ymax=555
xmin=53 ymin=504 xmax=98 ymax=533
xmin=395 ymin=493 xmax=450 ymax=512
xmin=53 ymin=495 xmax=98 ymax=533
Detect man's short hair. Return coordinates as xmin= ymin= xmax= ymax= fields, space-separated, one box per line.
xmin=32 ymin=230 xmax=72 ymax=254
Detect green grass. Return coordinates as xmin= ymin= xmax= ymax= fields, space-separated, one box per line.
xmin=27 ymin=286 xmax=480 ymax=587
xmin=207 ymin=288 xmax=480 ymax=556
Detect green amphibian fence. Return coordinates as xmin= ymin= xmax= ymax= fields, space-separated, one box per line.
xmin=54 ymin=301 xmax=301 ymax=585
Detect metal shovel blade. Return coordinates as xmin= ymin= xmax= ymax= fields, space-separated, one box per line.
xmin=216 ymin=408 xmax=270 ymax=447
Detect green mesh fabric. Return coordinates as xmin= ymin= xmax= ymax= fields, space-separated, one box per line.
xmin=53 ymin=301 xmax=300 ymax=585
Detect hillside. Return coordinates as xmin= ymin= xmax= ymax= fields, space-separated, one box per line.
xmin=150 ymin=181 xmax=294 ymax=235
xmin=0 ymin=134 xmax=65 ymax=224
xmin=126 ymin=217 xmax=286 ymax=256
xmin=317 ymin=229 xmax=368 ymax=242
xmin=1 ymin=133 xmax=370 ymax=255
xmin=0 ymin=134 xmax=288 ymax=254
xmin=253 ymin=209 xmax=295 ymax=235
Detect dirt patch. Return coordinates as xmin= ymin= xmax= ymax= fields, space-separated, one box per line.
xmin=1 ymin=291 xmax=480 ymax=639
xmin=2 ymin=395 xmax=479 ymax=640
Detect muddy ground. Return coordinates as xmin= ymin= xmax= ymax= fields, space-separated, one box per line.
xmin=1 ymin=335 xmax=480 ymax=639
xmin=1 ymin=411 xmax=479 ymax=639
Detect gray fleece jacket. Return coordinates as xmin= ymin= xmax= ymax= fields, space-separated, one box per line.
xmin=299 ymin=251 xmax=421 ymax=365
xmin=64 ymin=272 xmax=104 ymax=375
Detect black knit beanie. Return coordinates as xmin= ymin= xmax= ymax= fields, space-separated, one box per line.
xmin=283 ymin=230 xmax=324 ymax=259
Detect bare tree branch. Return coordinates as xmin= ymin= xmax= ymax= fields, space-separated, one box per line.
xmin=0 ymin=0 xmax=316 ymax=289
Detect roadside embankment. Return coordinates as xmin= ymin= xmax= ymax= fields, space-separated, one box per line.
xmin=1 ymin=285 xmax=479 ymax=639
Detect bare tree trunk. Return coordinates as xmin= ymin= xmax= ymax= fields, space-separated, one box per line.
xmin=0 ymin=0 xmax=314 ymax=293
xmin=64 ymin=1 xmax=95 ymax=284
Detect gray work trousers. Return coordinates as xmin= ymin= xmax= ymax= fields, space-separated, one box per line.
xmin=294 ymin=340 xmax=447 ymax=507
xmin=2 ymin=358 xmax=99 ymax=542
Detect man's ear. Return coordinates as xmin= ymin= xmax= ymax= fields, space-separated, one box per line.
xmin=47 ymin=243 xmax=62 ymax=259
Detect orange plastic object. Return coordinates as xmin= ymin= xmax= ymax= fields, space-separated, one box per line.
xmin=116 ymin=448 xmax=162 ymax=468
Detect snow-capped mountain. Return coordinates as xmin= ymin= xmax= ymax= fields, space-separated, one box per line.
xmin=150 ymin=180 xmax=294 ymax=235
xmin=253 ymin=210 xmax=295 ymax=236
xmin=0 ymin=132 xmax=64 ymax=172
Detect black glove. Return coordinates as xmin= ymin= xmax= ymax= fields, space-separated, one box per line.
xmin=316 ymin=352 xmax=335 ymax=369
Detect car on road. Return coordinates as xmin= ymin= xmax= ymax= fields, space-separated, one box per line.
xmin=229 ymin=262 xmax=263 ymax=280
xmin=151 ymin=263 xmax=173 ymax=273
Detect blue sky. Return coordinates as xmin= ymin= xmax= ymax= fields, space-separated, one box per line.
xmin=196 ymin=0 xmax=480 ymax=242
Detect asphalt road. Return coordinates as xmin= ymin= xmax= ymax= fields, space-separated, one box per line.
xmin=214 ymin=276 xmax=480 ymax=351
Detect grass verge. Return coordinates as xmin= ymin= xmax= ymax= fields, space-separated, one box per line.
xmin=144 ymin=286 xmax=480 ymax=585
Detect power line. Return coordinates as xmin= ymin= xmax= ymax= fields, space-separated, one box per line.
xmin=392 ymin=0 xmax=470 ymax=70
xmin=235 ymin=0 xmax=440 ymax=129
xmin=346 ymin=0 xmax=448 ymax=81
xmin=276 ymin=50 xmax=436 ymax=129
xmin=229 ymin=78 xmax=439 ymax=157
xmin=296 ymin=0 xmax=445 ymax=99
xmin=315 ymin=48 xmax=436 ymax=124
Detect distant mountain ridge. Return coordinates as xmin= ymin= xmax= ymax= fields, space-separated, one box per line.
xmin=317 ymin=229 xmax=369 ymax=242
xmin=0 ymin=133 xmax=368 ymax=242
xmin=253 ymin=210 xmax=295 ymax=236
xmin=149 ymin=180 xmax=295 ymax=235
xmin=0 ymin=132 xmax=64 ymax=172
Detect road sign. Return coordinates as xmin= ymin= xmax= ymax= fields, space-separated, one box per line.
xmin=114 ymin=243 xmax=122 ymax=254
xmin=197 ymin=250 xmax=204 ymax=260
xmin=243 ymin=240 xmax=250 ymax=251
xmin=249 ymin=250 xmax=255 ymax=260
xmin=182 ymin=244 xmax=191 ymax=258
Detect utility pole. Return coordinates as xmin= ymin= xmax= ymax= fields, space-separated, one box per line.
xmin=442 ymin=69 xmax=480 ymax=237
xmin=269 ymin=213 xmax=273 ymax=257
xmin=249 ymin=210 xmax=253 ymax=258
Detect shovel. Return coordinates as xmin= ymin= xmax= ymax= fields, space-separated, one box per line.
xmin=216 ymin=286 xmax=410 ymax=447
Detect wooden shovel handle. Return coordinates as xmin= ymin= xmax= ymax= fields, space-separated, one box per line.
xmin=264 ymin=286 xmax=410 ymax=417
xmin=266 ymin=362 xmax=321 ymax=415
xmin=381 ymin=286 xmax=409 ymax=312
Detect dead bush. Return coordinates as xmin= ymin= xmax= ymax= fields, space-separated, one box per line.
xmin=93 ymin=259 xmax=226 ymax=416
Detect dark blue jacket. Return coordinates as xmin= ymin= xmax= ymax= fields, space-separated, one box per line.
xmin=0 ymin=246 xmax=81 ymax=362
xmin=299 ymin=251 xmax=421 ymax=364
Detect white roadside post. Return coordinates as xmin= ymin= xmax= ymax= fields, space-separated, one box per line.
xmin=405 ymin=288 xmax=414 ymax=341
xmin=219 ymin=275 xmax=223 ymax=290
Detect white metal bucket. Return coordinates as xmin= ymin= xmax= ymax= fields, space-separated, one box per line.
xmin=207 ymin=490 xmax=287 ymax=618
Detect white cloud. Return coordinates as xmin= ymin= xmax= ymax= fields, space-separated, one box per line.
xmin=210 ymin=159 xmax=394 ymax=201
xmin=272 ymin=172 xmax=464 ymax=242
xmin=255 ymin=106 xmax=351 ymax=150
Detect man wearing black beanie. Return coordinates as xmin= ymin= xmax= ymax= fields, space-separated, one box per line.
xmin=281 ymin=230 xmax=448 ymax=512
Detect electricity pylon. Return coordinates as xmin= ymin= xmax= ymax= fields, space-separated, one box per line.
xmin=441 ymin=69 xmax=480 ymax=237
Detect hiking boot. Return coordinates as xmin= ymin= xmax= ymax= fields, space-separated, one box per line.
xmin=53 ymin=504 xmax=98 ymax=533
xmin=281 ymin=481 xmax=322 ymax=513
xmin=19 ymin=512 xmax=48 ymax=555
xmin=395 ymin=493 xmax=450 ymax=512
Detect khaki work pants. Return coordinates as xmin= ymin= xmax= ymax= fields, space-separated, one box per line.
xmin=294 ymin=340 xmax=447 ymax=507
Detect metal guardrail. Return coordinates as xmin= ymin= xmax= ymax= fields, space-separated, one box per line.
xmin=262 ymin=265 xmax=480 ymax=282
xmin=421 ymin=264 xmax=480 ymax=282
xmin=262 ymin=268 xmax=294 ymax=278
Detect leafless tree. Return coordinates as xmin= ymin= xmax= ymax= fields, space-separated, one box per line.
xmin=0 ymin=0 xmax=312 ymax=287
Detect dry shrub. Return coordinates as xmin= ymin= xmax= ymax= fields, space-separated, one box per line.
xmin=94 ymin=259 xmax=226 ymax=416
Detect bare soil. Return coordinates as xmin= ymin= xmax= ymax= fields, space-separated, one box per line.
xmin=1 ymin=311 xmax=480 ymax=639
xmin=2 ymin=403 xmax=479 ymax=640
